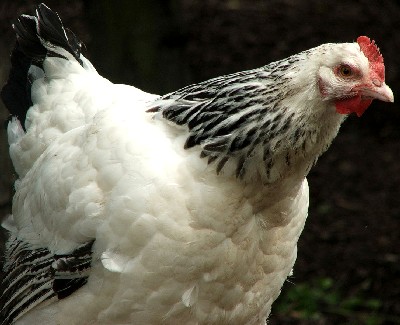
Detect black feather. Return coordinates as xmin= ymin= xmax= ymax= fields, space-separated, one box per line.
xmin=13 ymin=15 xmax=45 ymax=63
xmin=1 ymin=47 xmax=33 ymax=127
xmin=216 ymin=156 xmax=229 ymax=174
xmin=36 ymin=4 xmax=82 ymax=64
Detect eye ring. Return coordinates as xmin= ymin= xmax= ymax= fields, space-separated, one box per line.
xmin=337 ymin=64 xmax=353 ymax=78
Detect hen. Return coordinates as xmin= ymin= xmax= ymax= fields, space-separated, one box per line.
xmin=0 ymin=4 xmax=394 ymax=325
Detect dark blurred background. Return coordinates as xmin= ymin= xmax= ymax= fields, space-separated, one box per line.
xmin=0 ymin=1 xmax=399 ymax=324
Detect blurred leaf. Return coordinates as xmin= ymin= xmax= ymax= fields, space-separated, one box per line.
xmin=273 ymin=277 xmax=388 ymax=323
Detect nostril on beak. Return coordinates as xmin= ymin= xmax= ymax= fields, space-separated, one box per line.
xmin=372 ymin=79 xmax=382 ymax=87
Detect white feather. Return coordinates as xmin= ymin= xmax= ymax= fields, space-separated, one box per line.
xmin=1 ymin=214 xmax=17 ymax=232
xmin=182 ymin=285 xmax=199 ymax=307
xmin=7 ymin=117 xmax=25 ymax=145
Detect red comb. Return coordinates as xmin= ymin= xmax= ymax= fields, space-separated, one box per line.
xmin=357 ymin=36 xmax=385 ymax=81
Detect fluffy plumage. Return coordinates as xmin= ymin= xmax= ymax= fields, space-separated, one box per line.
xmin=0 ymin=4 xmax=393 ymax=325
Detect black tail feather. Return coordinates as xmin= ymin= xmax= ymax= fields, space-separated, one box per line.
xmin=1 ymin=46 xmax=33 ymax=128
xmin=1 ymin=3 xmax=83 ymax=129
xmin=35 ymin=3 xmax=82 ymax=64
xmin=14 ymin=15 xmax=46 ymax=63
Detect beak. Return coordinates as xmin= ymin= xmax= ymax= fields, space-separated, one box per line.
xmin=360 ymin=82 xmax=394 ymax=103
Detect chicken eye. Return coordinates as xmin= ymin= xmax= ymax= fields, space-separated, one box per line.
xmin=338 ymin=65 xmax=353 ymax=78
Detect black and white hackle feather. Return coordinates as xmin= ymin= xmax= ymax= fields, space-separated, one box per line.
xmin=148 ymin=52 xmax=321 ymax=181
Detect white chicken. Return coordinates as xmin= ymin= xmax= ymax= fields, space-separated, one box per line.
xmin=0 ymin=4 xmax=394 ymax=325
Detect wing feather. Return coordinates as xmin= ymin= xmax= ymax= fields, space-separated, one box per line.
xmin=0 ymin=236 xmax=94 ymax=325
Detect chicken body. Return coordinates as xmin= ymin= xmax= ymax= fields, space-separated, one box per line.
xmin=1 ymin=4 xmax=393 ymax=325
xmin=9 ymin=57 xmax=309 ymax=325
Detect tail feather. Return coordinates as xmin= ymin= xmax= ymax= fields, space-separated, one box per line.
xmin=1 ymin=3 xmax=83 ymax=128
xmin=34 ymin=4 xmax=82 ymax=65
xmin=13 ymin=15 xmax=46 ymax=63
xmin=1 ymin=48 xmax=32 ymax=127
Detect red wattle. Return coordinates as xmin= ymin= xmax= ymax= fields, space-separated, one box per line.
xmin=335 ymin=96 xmax=373 ymax=117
